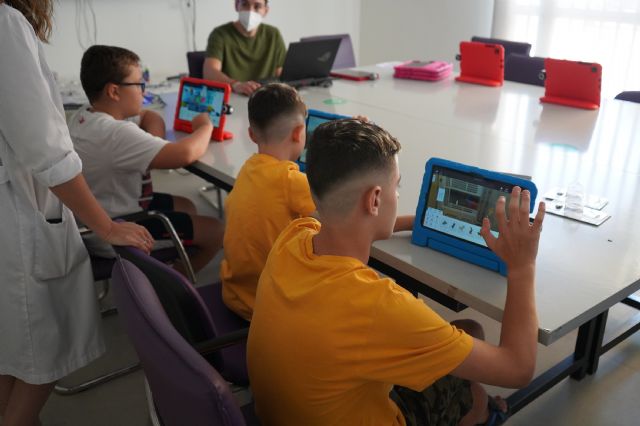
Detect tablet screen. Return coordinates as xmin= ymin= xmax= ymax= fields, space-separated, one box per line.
xmin=299 ymin=114 xmax=339 ymax=164
xmin=178 ymin=82 xmax=225 ymax=127
xmin=422 ymin=165 xmax=514 ymax=247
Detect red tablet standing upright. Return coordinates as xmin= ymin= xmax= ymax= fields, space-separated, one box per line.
xmin=455 ymin=41 xmax=505 ymax=87
xmin=173 ymin=77 xmax=233 ymax=141
xmin=540 ymin=59 xmax=602 ymax=110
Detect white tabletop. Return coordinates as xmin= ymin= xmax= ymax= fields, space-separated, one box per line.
xmin=162 ymin=67 xmax=640 ymax=345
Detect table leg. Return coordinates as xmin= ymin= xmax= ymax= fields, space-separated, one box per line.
xmin=571 ymin=310 xmax=608 ymax=380
xmin=586 ymin=310 xmax=608 ymax=375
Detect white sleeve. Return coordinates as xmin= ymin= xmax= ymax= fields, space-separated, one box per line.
xmin=0 ymin=14 xmax=82 ymax=187
xmin=110 ymin=121 xmax=168 ymax=173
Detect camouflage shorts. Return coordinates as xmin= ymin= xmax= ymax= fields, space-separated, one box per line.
xmin=390 ymin=376 xmax=473 ymax=426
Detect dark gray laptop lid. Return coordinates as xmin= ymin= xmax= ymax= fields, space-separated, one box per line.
xmin=280 ymin=38 xmax=341 ymax=82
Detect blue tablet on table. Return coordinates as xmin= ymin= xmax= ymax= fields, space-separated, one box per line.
xmin=412 ymin=158 xmax=538 ymax=275
xmin=297 ymin=109 xmax=349 ymax=172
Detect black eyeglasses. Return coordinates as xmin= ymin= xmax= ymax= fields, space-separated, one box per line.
xmin=117 ymin=81 xmax=146 ymax=92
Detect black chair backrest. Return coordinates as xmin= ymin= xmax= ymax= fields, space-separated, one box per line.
xmin=187 ymin=51 xmax=207 ymax=79
xmin=471 ymin=36 xmax=532 ymax=57
xmin=504 ymin=54 xmax=546 ymax=86
xmin=615 ymin=91 xmax=640 ymax=103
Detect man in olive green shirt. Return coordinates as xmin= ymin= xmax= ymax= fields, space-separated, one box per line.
xmin=204 ymin=0 xmax=286 ymax=96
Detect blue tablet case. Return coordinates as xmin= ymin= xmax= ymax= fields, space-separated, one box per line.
xmin=411 ymin=158 xmax=538 ymax=275
xmin=297 ymin=109 xmax=349 ymax=172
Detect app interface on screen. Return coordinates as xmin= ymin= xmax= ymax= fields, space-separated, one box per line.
xmin=299 ymin=115 xmax=332 ymax=163
xmin=422 ymin=166 xmax=513 ymax=247
xmin=178 ymin=83 xmax=224 ymax=127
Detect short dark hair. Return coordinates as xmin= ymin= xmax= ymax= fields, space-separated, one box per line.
xmin=80 ymin=45 xmax=140 ymax=103
xmin=307 ymin=119 xmax=401 ymax=201
xmin=236 ymin=0 xmax=269 ymax=7
xmin=247 ymin=83 xmax=306 ymax=136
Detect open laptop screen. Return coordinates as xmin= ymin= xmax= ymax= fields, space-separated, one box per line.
xmin=177 ymin=81 xmax=225 ymax=127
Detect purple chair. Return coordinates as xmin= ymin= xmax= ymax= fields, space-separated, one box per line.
xmin=111 ymin=257 xmax=257 ymax=426
xmin=615 ymin=91 xmax=640 ymax=103
xmin=114 ymin=245 xmax=249 ymax=386
xmin=55 ymin=212 xmax=198 ymax=395
xmin=471 ymin=36 xmax=532 ymax=57
xmin=504 ymin=54 xmax=546 ymax=86
xmin=187 ymin=51 xmax=207 ymax=79
xmin=300 ymin=33 xmax=356 ymax=70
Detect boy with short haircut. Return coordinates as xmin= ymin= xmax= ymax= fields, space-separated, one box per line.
xmin=220 ymin=83 xmax=313 ymax=320
xmin=221 ymin=83 xmax=413 ymax=320
xmin=69 ymin=45 xmax=223 ymax=272
xmin=247 ymin=119 xmax=545 ymax=425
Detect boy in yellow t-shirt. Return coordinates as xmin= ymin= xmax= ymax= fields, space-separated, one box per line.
xmin=221 ymin=83 xmax=414 ymax=320
xmin=247 ymin=119 xmax=546 ymax=425
xmin=220 ymin=83 xmax=313 ymax=320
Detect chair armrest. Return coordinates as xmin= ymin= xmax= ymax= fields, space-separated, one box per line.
xmin=194 ymin=328 xmax=249 ymax=358
xmin=81 ymin=210 xmax=197 ymax=283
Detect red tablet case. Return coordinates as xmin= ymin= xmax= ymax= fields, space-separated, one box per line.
xmin=173 ymin=77 xmax=232 ymax=142
xmin=329 ymin=69 xmax=378 ymax=81
xmin=455 ymin=41 xmax=504 ymax=87
xmin=540 ymin=59 xmax=602 ymax=110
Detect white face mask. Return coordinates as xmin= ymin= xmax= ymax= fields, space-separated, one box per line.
xmin=238 ymin=11 xmax=262 ymax=32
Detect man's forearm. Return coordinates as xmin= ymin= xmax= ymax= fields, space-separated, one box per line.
xmin=203 ymin=66 xmax=235 ymax=84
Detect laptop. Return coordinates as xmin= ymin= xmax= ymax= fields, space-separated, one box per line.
xmin=411 ymin=158 xmax=537 ymax=275
xmin=259 ymin=39 xmax=341 ymax=88
xmin=455 ymin=41 xmax=505 ymax=87
xmin=540 ymin=58 xmax=602 ymax=110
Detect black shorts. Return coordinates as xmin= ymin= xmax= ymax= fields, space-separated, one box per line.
xmin=139 ymin=192 xmax=194 ymax=244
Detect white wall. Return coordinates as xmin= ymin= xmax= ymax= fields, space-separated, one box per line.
xmin=45 ymin=0 xmax=361 ymax=80
xmin=359 ymin=0 xmax=494 ymax=65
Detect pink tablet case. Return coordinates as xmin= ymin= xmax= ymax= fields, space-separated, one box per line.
xmin=393 ymin=61 xmax=453 ymax=81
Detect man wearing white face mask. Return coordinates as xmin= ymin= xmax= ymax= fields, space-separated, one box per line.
xmin=203 ymin=0 xmax=285 ymax=96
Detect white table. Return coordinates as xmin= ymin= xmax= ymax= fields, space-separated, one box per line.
xmin=162 ymin=67 xmax=640 ymax=414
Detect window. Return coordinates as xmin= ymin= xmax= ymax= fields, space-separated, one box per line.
xmin=493 ymin=0 xmax=640 ymax=97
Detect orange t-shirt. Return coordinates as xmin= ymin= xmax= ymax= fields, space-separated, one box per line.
xmin=247 ymin=218 xmax=474 ymax=426
xmin=221 ymin=154 xmax=315 ymax=320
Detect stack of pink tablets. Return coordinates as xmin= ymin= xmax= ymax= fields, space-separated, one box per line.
xmin=393 ymin=60 xmax=453 ymax=81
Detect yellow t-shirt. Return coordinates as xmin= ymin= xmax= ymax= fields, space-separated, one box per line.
xmin=221 ymin=154 xmax=315 ymax=320
xmin=247 ymin=218 xmax=474 ymax=426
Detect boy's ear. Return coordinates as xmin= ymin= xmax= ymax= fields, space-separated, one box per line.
xmin=291 ymin=123 xmax=305 ymax=144
xmin=364 ymin=185 xmax=382 ymax=216
xmin=248 ymin=126 xmax=259 ymax=144
xmin=104 ymin=83 xmax=120 ymax=102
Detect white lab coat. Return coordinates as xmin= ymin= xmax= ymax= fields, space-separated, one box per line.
xmin=0 ymin=5 xmax=105 ymax=384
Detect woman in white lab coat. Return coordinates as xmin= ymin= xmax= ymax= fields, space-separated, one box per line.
xmin=0 ymin=2 xmax=154 ymax=425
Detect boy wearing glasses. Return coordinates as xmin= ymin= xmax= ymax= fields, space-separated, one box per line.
xmin=203 ymin=0 xmax=285 ymax=96
xmin=69 ymin=45 xmax=223 ymax=273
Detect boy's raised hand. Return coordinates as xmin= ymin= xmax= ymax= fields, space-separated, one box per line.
xmin=192 ymin=113 xmax=213 ymax=132
xmin=480 ymin=187 xmax=545 ymax=274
